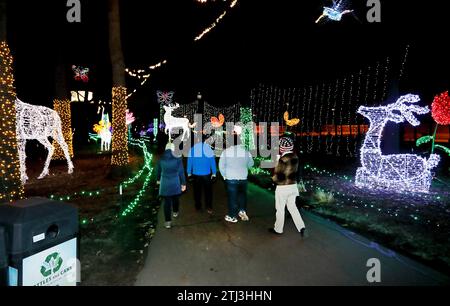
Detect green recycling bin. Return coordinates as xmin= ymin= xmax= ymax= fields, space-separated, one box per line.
xmin=0 ymin=197 xmax=79 ymax=286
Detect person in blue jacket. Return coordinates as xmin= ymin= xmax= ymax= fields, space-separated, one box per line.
xmin=157 ymin=142 xmax=187 ymax=229
xmin=187 ymin=140 xmax=217 ymax=214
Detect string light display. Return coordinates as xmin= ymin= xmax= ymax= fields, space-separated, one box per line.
xmin=173 ymin=101 xmax=199 ymax=123
xmin=336 ymin=77 xmax=347 ymax=157
xmin=52 ymin=99 xmax=74 ymax=160
xmin=240 ymin=107 xmax=255 ymax=151
xmin=311 ymin=84 xmax=319 ymax=153
xmin=72 ymin=65 xmax=89 ymax=83
xmin=346 ymin=75 xmax=354 ymax=157
xmin=93 ymin=110 xmax=112 ymax=151
xmin=211 ymin=113 xmax=225 ymax=128
xmin=354 ymin=69 xmax=363 ymax=156
xmin=194 ymin=0 xmax=239 ymax=41
xmin=317 ymin=83 xmax=326 ymax=153
xmin=417 ymin=91 xmax=450 ymax=156
xmin=283 ymin=111 xmax=300 ymax=127
xmin=306 ymin=86 xmax=313 ymax=153
xmin=399 ymin=45 xmax=410 ymax=81
xmin=153 ymin=118 xmax=159 ymax=137
xmin=163 ymin=104 xmax=196 ymax=141
xmin=125 ymin=1 xmax=239 ymax=100
xmin=382 ymin=57 xmax=390 ymax=102
xmin=356 ymin=94 xmax=440 ymax=193
xmin=0 ymin=41 xmax=24 ymax=202
xmin=330 ymin=79 xmax=340 ymax=154
xmin=431 ymin=91 xmax=450 ymax=126
xmin=111 ymin=86 xmax=129 ymax=166
xmin=16 ymin=99 xmax=74 ymax=183
xmin=324 ymin=81 xmax=334 ymax=155
xmin=315 ymin=0 xmax=353 ymax=23
xmin=204 ymin=102 xmax=241 ymax=126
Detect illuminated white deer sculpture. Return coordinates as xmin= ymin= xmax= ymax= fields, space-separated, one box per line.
xmin=15 ymin=99 xmax=74 ymax=183
xmin=163 ymin=103 xmax=196 ymax=141
xmin=356 ymin=94 xmax=440 ymax=193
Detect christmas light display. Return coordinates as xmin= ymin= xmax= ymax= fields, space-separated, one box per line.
xmin=72 ymin=65 xmax=89 ymax=83
xmin=240 ymin=107 xmax=255 ymax=151
xmin=211 ymin=114 xmax=225 ymax=128
xmin=93 ymin=109 xmax=112 ymax=151
xmin=204 ymin=102 xmax=241 ymax=126
xmin=283 ymin=111 xmax=300 ymax=127
xmin=153 ymin=118 xmax=159 ymax=137
xmin=52 ymin=99 xmax=74 ymax=160
xmin=125 ymin=1 xmax=239 ymax=100
xmin=70 ymin=90 xmax=93 ymax=102
xmin=431 ymin=91 xmax=450 ymax=126
xmin=15 ymin=99 xmax=74 ymax=183
xmin=156 ymin=90 xmax=175 ymax=106
xmin=111 ymin=86 xmax=129 ymax=166
xmin=163 ymin=103 xmax=196 ymax=141
xmin=194 ymin=0 xmax=239 ymax=41
xmin=356 ymin=94 xmax=440 ymax=193
xmin=315 ymin=0 xmax=353 ymax=23
xmin=0 ymin=41 xmax=24 ymax=202
xmin=417 ymin=91 xmax=450 ymax=156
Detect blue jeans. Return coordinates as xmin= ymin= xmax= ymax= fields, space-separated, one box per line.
xmin=225 ymin=180 xmax=248 ymax=218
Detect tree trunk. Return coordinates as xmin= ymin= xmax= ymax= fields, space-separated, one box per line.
xmin=108 ymin=0 xmax=128 ymax=167
xmin=0 ymin=0 xmax=25 ymax=201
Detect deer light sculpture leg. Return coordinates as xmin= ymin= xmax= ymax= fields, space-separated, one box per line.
xmin=356 ymin=94 xmax=440 ymax=193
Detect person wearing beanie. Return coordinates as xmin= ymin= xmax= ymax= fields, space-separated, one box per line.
xmin=157 ymin=142 xmax=187 ymax=229
xmin=269 ymin=137 xmax=306 ymax=236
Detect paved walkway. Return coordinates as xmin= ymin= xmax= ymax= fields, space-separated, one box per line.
xmin=136 ymin=180 xmax=449 ymax=286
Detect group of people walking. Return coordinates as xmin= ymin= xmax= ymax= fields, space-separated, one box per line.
xmin=156 ymin=134 xmax=306 ymax=237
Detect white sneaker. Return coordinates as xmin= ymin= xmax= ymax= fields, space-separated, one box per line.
xmin=173 ymin=212 xmax=179 ymax=218
xmin=239 ymin=211 xmax=250 ymax=222
xmin=224 ymin=215 xmax=238 ymax=223
xmin=165 ymin=222 xmax=172 ymax=229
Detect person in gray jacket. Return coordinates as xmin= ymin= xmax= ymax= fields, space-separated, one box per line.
xmin=219 ymin=135 xmax=254 ymax=224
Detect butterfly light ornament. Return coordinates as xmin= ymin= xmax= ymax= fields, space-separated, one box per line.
xmin=72 ymin=65 xmax=90 ymax=83
xmin=157 ymin=91 xmax=175 ymax=106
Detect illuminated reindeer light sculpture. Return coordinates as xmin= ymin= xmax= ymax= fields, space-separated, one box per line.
xmin=15 ymin=99 xmax=74 ymax=183
xmin=356 ymin=94 xmax=440 ymax=193
xmin=163 ymin=103 xmax=196 ymax=141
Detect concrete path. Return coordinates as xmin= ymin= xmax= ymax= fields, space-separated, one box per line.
xmin=136 ymin=180 xmax=449 ymax=286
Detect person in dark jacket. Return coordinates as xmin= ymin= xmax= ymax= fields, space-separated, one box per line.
xmin=157 ymin=142 xmax=187 ymax=229
xmin=269 ymin=137 xmax=306 ymax=236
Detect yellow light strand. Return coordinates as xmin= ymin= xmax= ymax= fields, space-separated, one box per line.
xmin=111 ymin=86 xmax=129 ymax=166
xmin=0 ymin=41 xmax=25 ymax=202
xmin=125 ymin=1 xmax=239 ymax=99
xmin=52 ymin=99 xmax=74 ymax=160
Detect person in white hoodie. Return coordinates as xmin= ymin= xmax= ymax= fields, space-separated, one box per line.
xmin=219 ymin=134 xmax=254 ymax=223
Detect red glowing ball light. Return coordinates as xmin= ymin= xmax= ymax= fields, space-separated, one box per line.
xmin=432 ymin=91 xmax=450 ymax=126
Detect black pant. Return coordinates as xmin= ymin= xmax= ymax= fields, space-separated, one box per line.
xmin=193 ymin=175 xmax=213 ymax=210
xmin=163 ymin=196 xmax=180 ymax=222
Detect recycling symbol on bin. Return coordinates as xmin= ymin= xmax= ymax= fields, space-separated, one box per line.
xmin=40 ymin=252 xmax=63 ymax=277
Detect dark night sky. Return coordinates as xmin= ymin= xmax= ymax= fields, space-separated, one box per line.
xmin=5 ymin=0 xmax=450 ymax=122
